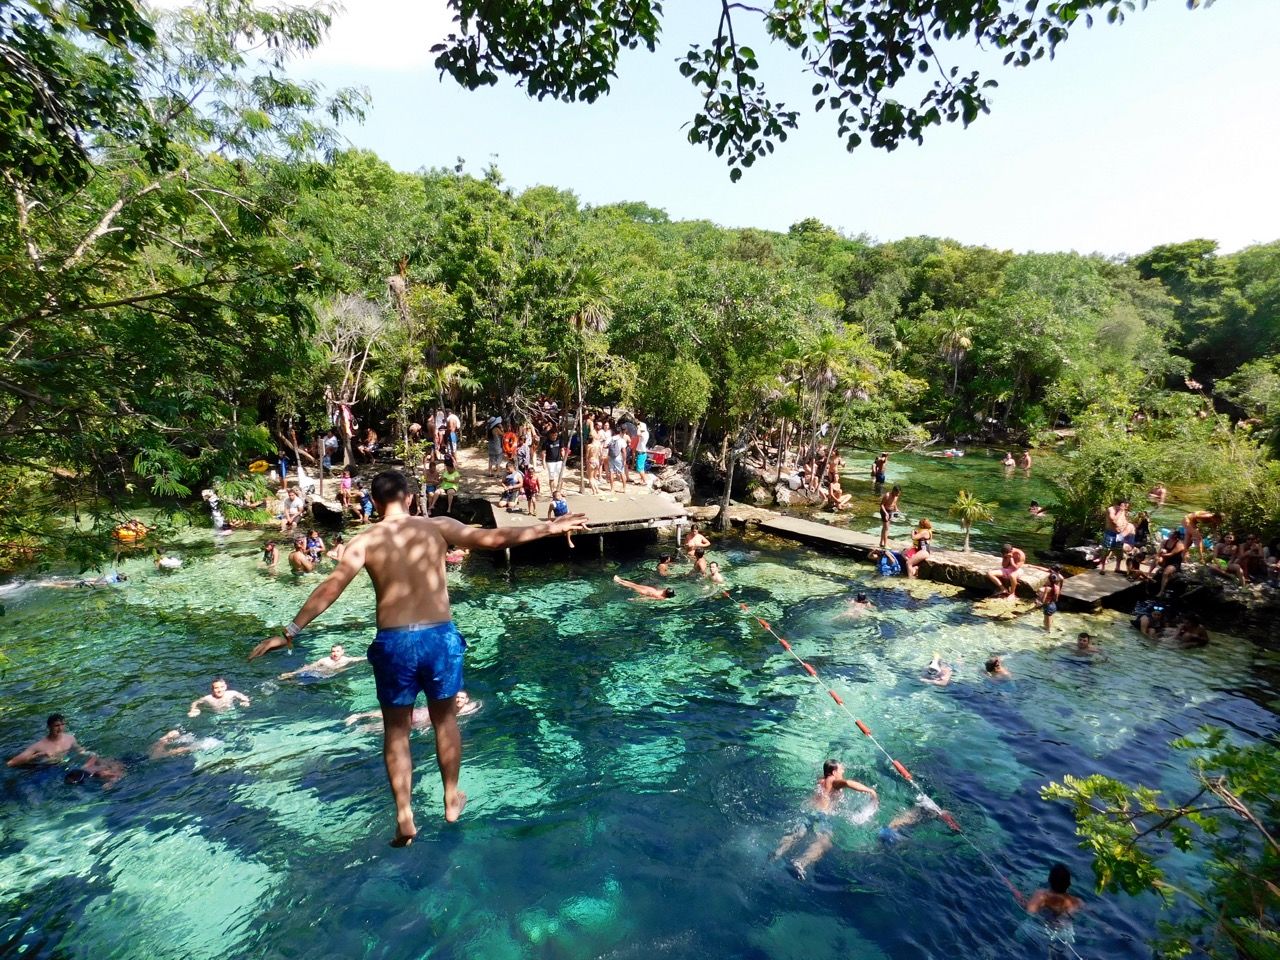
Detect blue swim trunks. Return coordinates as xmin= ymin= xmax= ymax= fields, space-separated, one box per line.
xmin=1102 ymin=530 xmax=1119 ymax=549
xmin=367 ymin=621 xmax=467 ymax=707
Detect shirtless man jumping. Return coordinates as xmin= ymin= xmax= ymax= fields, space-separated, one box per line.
xmin=772 ymin=759 xmax=877 ymax=880
xmin=249 ymin=470 xmax=586 ymax=846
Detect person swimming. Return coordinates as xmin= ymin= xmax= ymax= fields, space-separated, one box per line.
xmin=771 ymin=759 xmax=877 ymax=881
xmin=1026 ymin=862 xmax=1084 ymax=952
xmin=879 ymin=792 xmax=953 ymax=845
xmin=985 ymin=655 xmax=1012 ymax=679
xmin=920 ymin=653 xmax=952 ymax=686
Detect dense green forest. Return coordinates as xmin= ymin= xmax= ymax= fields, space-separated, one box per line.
xmin=3 ymin=0 xmax=1280 ymax=565
xmin=3 ymin=3 xmax=1278 ymax=953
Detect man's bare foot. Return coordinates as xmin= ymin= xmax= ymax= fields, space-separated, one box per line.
xmin=390 ymin=811 xmax=418 ymax=847
xmin=444 ymin=791 xmax=468 ymax=823
xmin=612 ymin=575 xmax=622 ymax=584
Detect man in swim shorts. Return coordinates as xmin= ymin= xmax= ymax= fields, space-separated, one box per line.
xmin=1101 ymin=498 xmax=1130 ymax=575
xmin=771 ymin=759 xmax=877 ymax=880
xmin=249 ymin=470 xmax=586 ymax=846
xmin=986 ymin=543 xmax=1026 ymax=598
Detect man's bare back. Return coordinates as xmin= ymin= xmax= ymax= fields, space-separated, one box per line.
xmin=249 ymin=470 xmax=586 ymax=846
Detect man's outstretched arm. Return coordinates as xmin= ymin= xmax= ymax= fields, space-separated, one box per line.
xmin=437 ymin=514 xmax=588 ymax=551
xmin=249 ymin=540 xmax=367 ymax=660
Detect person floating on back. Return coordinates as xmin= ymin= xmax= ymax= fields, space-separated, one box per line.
xmin=249 ymin=470 xmax=586 ymax=846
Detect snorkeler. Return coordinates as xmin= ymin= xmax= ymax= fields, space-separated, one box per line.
xmin=187 ymin=678 xmax=250 ymax=717
xmin=920 ymin=653 xmax=953 ymax=686
xmin=613 ymin=575 xmax=675 ymax=600
xmin=279 ymin=643 xmax=365 ymax=680
xmin=772 ymin=760 xmax=877 ymax=881
xmin=879 ymin=793 xmax=953 ymax=845
xmin=249 ymin=469 xmax=586 ymax=846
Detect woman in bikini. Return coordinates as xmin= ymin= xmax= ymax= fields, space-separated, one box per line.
xmin=904 ymin=518 xmax=933 ymax=578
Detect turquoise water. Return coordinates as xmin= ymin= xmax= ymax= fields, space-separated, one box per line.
xmin=1 ymin=527 xmax=1276 ymax=959
xmin=835 ymin=449 xmax=1194 ymax=554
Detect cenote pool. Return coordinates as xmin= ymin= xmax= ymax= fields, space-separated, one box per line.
xmin=1 ymin=505 xmax=1276 ymax=958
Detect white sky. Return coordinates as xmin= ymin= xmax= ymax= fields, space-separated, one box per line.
xmin=197 ymin=0 xmax=1280 ymax=254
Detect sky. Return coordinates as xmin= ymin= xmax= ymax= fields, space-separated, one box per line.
xmin=280 ymin=0 xmax=1280 ymax=256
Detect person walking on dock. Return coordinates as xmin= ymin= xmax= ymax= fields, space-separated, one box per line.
xmin=249 ymin=470 xmax=586 ymax=846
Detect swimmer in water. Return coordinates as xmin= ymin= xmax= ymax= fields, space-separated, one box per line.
xmin=149 ymin=730 xmax=223 ymax=759
xmin=771 ymin=759 xmax=877 ymax=881
xmin=879 ymin=793 xmax=953 ymax=844
xmin=346 ymin=691 xmax=480 ymax=730
xmin=1026 ymin=863 xmax=1084 ymax=922
xmin=837 ymin=592 xmax=874 ymax=619
xmin=7 ymin=715 xmax=123 ymax=785
xmin=1075 ymin=632 xmax=1100 ymax=655
xmin=691 ymin=548 xmax=709 ymax=578
xmin=279 ymin=643 xmax=365 ymax=680
xmin=8 ymin=714 xmax=86 ymax=767
xmin=920 ymin=653 xmax=953 ymax=686
xmin=188 ymin=678 xmax=250 ymax=717
xmin=1028 ymin=500 xmax=1047 ymax=518
xmin=683 ymin=524 xmax=711 ymax=558
xmin=612 ymin=575 xmax=675 ymax=600
xmin=985 ymin=655 xmax=1012 ymax=680
xmin=657 ymin=554 xmax=674 ymax=576
xmin=706 ymin=560 xmax=725 ymax=584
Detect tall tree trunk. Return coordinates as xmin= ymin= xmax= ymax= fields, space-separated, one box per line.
xmin=963 ymin=523 xmax=971 ymax=553
xmin=774 ymin=418 xmax=789 ymax=485
xmin=715 ymin=432 xmax=734 ymax=533
xmin=576 ymin=352 xmax=585 ymax=493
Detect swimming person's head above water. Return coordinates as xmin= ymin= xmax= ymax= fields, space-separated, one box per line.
xmin=823 ymin=759 xmax=842 ymax=778
xmin=1048 ymin=863 xmax=1072 ymax=894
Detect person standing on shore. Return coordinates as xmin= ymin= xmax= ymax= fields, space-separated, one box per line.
xmin=878 ymin=485 xmax=901 ymax=549
xmin=1102 ymin=498 xmax=1130 ymax=575
xmin=249 ymin=470 xmax=586 ymax=846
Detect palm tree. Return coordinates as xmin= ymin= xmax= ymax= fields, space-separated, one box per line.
xmin=568 ymin=266 xmax=613 ymax=492
xmin=938 ymin=309 xmax=974 ymax=395
xmin=949 ymin=489 xmax=995 ymax=553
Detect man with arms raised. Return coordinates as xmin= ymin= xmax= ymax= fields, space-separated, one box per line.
xmin=250 ymin=470 xmax=586 ymax=846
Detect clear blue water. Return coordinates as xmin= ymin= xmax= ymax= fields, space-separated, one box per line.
xmin=1 ymin=521 xmax=1275 ymax=959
